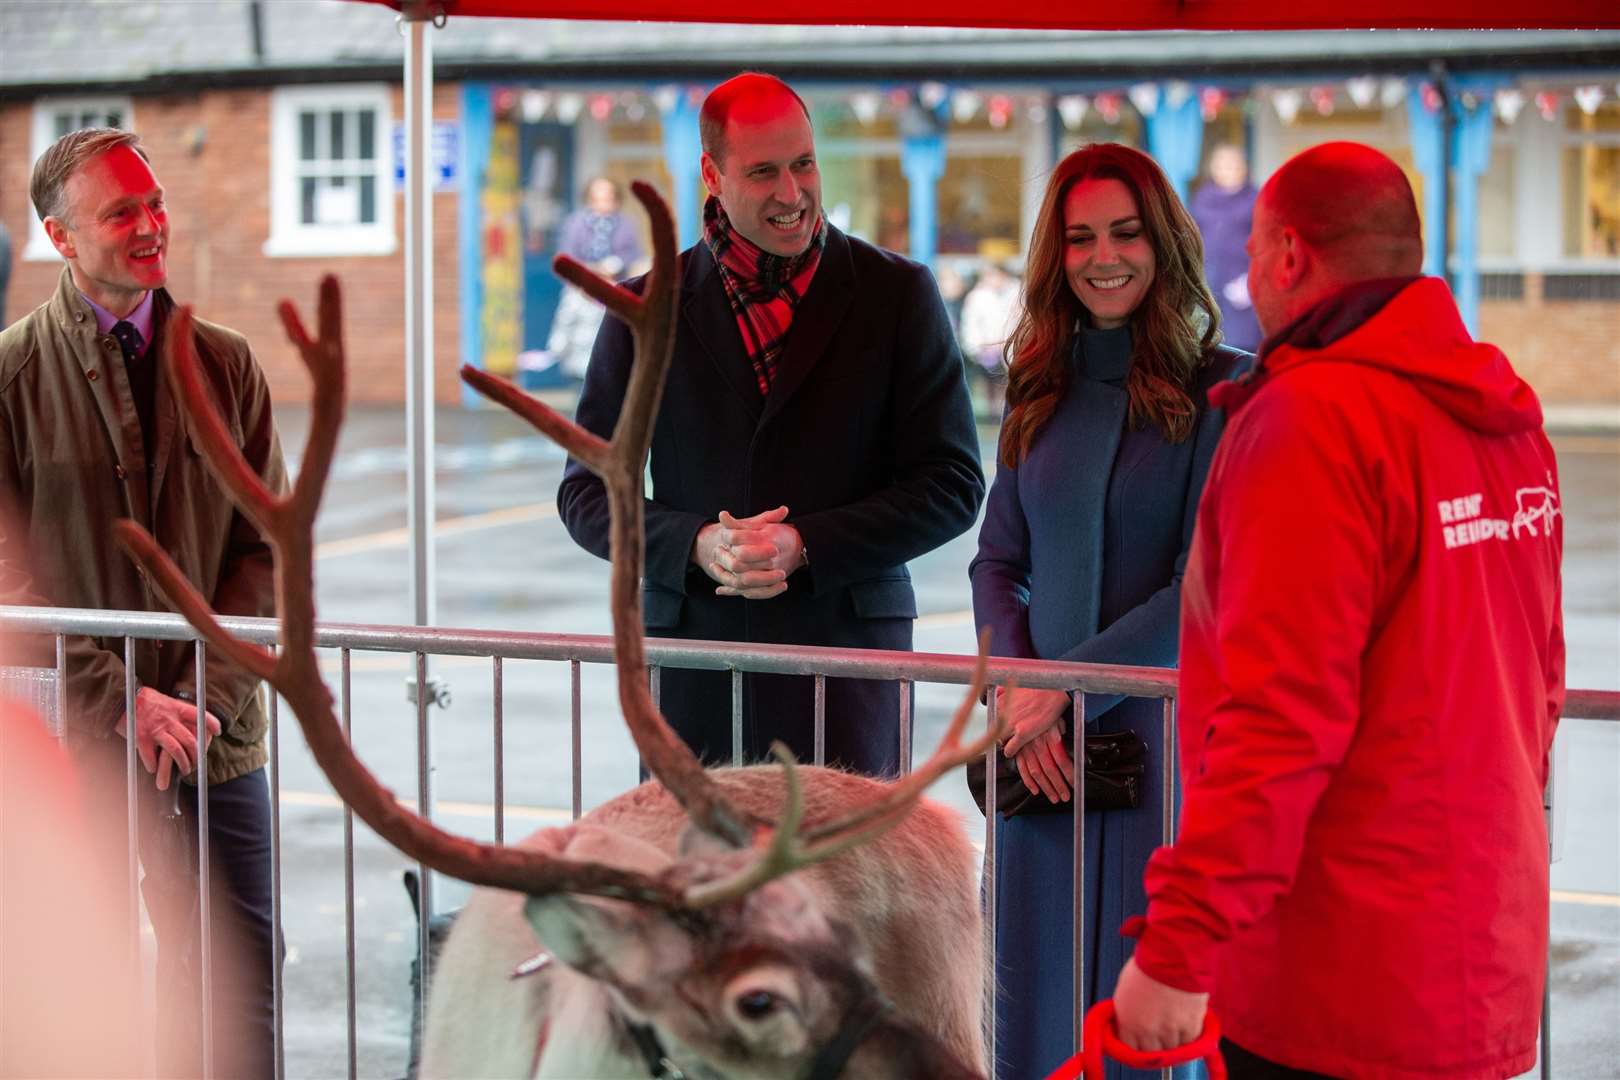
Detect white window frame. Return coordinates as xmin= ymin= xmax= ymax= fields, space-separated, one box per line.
xmin=266 ymin=84 xmax=395 ymax=258
xmin=24 ymin=95 xmax=135 ymax=260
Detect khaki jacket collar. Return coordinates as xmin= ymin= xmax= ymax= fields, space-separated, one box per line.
xmin=45 ymin=268 xmax=186 ymax=525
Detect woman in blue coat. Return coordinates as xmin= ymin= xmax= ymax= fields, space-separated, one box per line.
xmin=970 ymin=143 xmax=1249 ymax=1078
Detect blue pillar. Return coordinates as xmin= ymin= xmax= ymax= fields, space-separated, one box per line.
xmin=459 ymin=82 xmax=494 ymax=408
xmin=901 ymin=131 xmax=946 ymax=267
xmin=659 ymin=92 xmax=703 ymax=250
xmin=1406 ymin=86 xmax=1447 ymax=280
xmin=1143 ymin=87 xmax=1204 ymax=204
xmin=1449 ymin=76 xmax=1505 ymax=335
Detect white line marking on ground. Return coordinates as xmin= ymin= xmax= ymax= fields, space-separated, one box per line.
xmin=315 ymin=502 xmax=557 ymax=559
xmin=280 ymin=788 xmax=572 ymax=824
xmin=1551 ymin=889 xmax=1620 ymax=908
xmin=916 ymin=609 xmax=975 ymax=629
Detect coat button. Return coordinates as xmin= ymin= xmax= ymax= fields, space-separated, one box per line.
xmin=87 ymin=369 xmax=100 ymax=381
xmin=115 ymin=465 xmax=127 ymax=479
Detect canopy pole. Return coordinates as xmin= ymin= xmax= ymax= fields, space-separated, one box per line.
xmin=402 ymin=3 xmax=439 ymax=927
xmin=403 ymin=8 xmax=436 ymax=634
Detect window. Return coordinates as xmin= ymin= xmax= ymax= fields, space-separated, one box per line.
xmin=24 ymin=96 xmax=133 ymax=259
xmin=1561 ymin=102 xmax=1620 ymax=261
xmin=267 ymin=85 xmax=394 ymax=257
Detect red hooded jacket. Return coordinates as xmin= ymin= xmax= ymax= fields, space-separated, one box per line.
xmin=1135 ymin=278 xmax=1565 ymax=1078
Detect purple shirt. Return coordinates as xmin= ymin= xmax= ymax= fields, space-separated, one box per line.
xmin=81 ymin=289 xmax=155 ymax=360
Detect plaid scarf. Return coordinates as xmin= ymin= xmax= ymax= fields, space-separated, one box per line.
xmin=702 ymin=196 xmax=827 ymax=396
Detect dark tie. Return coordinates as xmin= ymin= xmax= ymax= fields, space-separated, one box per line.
xmin=110 ymin=320 xmax=145 ymax=363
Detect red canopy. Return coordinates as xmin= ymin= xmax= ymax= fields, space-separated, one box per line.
xmin=364 ymin=0 xmax=1618 ymax=31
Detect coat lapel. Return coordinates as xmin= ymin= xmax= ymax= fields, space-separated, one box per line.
xmin=759 ymin=226 xmax=854 ymax=427
xmin=682 ymin=245 xmax=765 ymax=423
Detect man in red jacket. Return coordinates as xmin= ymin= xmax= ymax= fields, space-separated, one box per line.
xmin=1111 ymin=142 xmax=1565 ymax=1078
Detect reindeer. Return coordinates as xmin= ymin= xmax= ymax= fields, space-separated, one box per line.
xmin=117 ymin=183 xmax=1000 ymax=1079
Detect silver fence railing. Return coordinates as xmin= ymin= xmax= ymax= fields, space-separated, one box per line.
xmin=1 ymin=604 xmax=1616 ymax=1080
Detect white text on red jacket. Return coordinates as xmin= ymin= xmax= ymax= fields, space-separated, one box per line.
xmin=1437 ymin=485 xmax=1560 ymax=550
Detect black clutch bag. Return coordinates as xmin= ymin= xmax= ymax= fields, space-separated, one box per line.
xmin=965 ymin=729 xmax=1146 ymax=818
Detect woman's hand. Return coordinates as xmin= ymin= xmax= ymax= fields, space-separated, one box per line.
xmin=1013 ymin=721 xmax=1075 ymax=803
xmin=999 ymin=686 xmax=1072 ymax=756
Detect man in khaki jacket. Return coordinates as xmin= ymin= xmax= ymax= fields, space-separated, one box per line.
xmin=0 ymin=127 xmax=284 ymax=1079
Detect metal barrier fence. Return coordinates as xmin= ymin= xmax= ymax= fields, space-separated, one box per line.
xmin=2 ymin=604 xmax=1616 ymax=1080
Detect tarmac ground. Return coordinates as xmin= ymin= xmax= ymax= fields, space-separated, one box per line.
xmin=232 ymin=403 xmax=1618 ymax=1077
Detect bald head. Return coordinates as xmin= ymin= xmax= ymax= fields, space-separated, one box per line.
xmin=1246 ymin=142 xmax=1425 ymax=336
xmin=1261 ymin=142 xmax=1423 ymax=281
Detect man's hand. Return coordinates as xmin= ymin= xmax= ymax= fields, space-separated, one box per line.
xmin=114 ymin=687 xmax=221 ymax=791
xmin=999 ymin=685 xmax=1072 ymax=756
xmin=691 ymin=506 xmax=806 ymax=600
xmin=1112 ymin=956 xmax=1210 ymax=1051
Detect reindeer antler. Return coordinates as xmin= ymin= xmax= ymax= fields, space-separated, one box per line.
xmin=116 ymin=277 xmax=685 ymax=910
xmin=463 ymin=181 xmax=757 ymax=850
xmin=464 ymin=182 xmax=1005 ymax=909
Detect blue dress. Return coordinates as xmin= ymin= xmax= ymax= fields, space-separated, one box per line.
xmin=969 ymin=326 xmax=1247 ymax=1078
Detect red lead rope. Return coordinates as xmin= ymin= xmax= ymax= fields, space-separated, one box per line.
xmin=1041 ymin=1000 xmax=1227 ymax=1080
xmin=1041 ymin=918 xmax=1228 ymax=1080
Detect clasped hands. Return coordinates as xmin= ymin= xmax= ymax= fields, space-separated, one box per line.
xmin=997 ymin=685 xmax=1076 ymax=804
xmin=692 ymin=505 xmax=806 ymax=600
xmin=113 ymin=686 xmax=221 ymax=791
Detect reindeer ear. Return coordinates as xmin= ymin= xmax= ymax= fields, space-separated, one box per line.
xmin=523 ymin=894 xmax=693 ymax=990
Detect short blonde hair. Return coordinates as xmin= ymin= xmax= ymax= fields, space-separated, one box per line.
xmin=30 ymin=127 xmax=149 ymax=224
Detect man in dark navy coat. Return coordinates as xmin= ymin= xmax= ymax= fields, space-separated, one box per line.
xmin=558 ymin=73 xmax=984 ymax=777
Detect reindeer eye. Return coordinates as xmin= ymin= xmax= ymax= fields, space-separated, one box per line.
xmin=735 ymin=989 xmax=778 ymax=1020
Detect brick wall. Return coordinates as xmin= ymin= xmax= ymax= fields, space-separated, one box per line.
xmin=1480 ymin=276 xmax=1620 ymax=408
xmin=1 ymin=84 xmax=463 ymax=407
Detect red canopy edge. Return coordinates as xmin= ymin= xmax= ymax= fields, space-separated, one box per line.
xmin=369 ymin=0 xmax=1620 ymax=31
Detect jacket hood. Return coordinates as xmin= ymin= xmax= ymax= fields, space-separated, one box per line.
xmin=1213 ymin=277 xmax=1543 ymax=436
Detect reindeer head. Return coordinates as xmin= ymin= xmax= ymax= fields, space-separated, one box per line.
xmin=525 ymin=841 xmax=860 ymax=1076
xmin=116 ymin=181 xmax=998 ymax=1079
xmin=524 ymin=837 xmax=977 ymax=1080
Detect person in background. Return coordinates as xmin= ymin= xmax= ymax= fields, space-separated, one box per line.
xmin=559 ymin=72 xmax=983 ymax=777
xmin=546 ymin=175 xmax=646 ymax=379
xmin=969 ymin=142 xmax=1248 ymax=1079
xmin=958 ymin=258 xmax=1022 ymax=416
xmin=1188 ymin=143 xmax=1261 ymax=352
xmin=0 ymin=127 xmax=285 ymax=1079
xmin=934 ymin=258 xmax=970 ymax=343
xmin=1114 ymin=142 xmax=1564 ymax=1080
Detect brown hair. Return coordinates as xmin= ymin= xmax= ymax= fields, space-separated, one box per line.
xmin=700 ymin=73 xmax=811 ymax=166
xmin=30 ymin=127 xmax=149 ymax=225
xmin=999 ymin=143 xmax=1220 ymax=468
